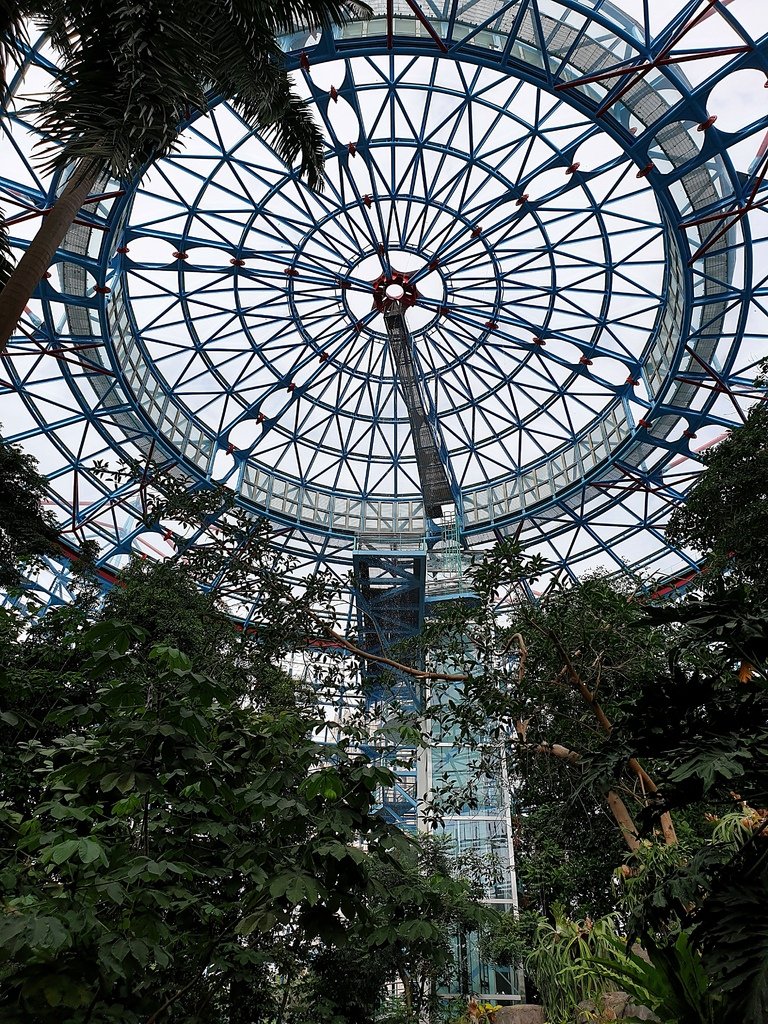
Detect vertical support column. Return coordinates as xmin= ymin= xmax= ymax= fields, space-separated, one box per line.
xmin=353 ymin=537 xmax=427 ymax=830
xmin=425 ymin=563 xmax=521 ymax=1003
xmin=352 ymin=536 xmax=521 ymax=1002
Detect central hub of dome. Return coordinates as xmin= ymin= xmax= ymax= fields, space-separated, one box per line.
xmin=344 ymin=249 xmax=446 ymax=335
xmin=9 ymin=4 xmax=748 ymax=598
xmin=372 ymin=269 xmax=418 ymax=311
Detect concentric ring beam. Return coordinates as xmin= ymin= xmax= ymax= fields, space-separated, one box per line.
xmin=0 ymin=1 xmax=765 ymax=615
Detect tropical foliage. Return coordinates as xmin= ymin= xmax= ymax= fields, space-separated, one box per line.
xmin=30 ymin=0 xmax=361 ymax=185
xmin=293 ymin=836 xmax=493 ymax=1024
xmin=0 ymin=566 xmax=399 ymax=1022
xmin=524 ymin=910 xmax=623 ymax=1024
xmin=573 ymin=928 xmax=717 ymax=1024
xmin=0 ymin=447 xmax=492 ymax=1024
xmin=0 ymin=0 xmax=371 ymax=348
xmin=666 ymin=400 xmax=768 ymax=593
xmin=0 ymin=440 xmax=59 ymax=589
xmin=423 ymin=387 xmax=768 ymax=1022
xmin=1 ymin=381 xmax=767 ymax=1020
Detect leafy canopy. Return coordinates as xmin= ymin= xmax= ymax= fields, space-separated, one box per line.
xmin=28 ymin=0 xmax=369 ymax=188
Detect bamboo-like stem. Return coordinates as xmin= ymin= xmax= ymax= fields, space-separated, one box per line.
xmin=512 ymin=723 xmax=641 ymax=852
xmin=606 ymin=790 xmax=641 ymax=852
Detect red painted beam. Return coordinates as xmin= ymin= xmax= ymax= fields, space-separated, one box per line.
xmin=80 ymin=190 xmax=125 ymax=205
xmin=684 ymin=345 xmax=748 ymax=422
xmin=556 ymin=0 xmax=750 ymax=121
xmin=403 ymin=0 xmax=447 ymax=52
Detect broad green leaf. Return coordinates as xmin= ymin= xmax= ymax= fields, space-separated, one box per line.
xmin=114 ymin=772 xmax=136 ymax=793
xmin=129 ymin=938 xmax=149 ymax=966
xmin=105 ymin=883 xmax=124 ymax=904
xmin=112 ymin=794 xmax=141 ymax=816
xmin=78 ymin=838 xmax=103 ymax=865
xmin=50 ymin=839 xmax=79 ymax=864
xmin=30 ymin=916 xmax=70 ymax=952
xmin=149 ymin=644 xmax=192 ymax=671
xmin=112 ymin=938 xmax=130 ymax=962
xmin=236 ymin=910 xmax=276 ymax=936
xmin=302 ymin=769 xmax=344 ymax=801
xmin=100 ymin=772 xmax=122 ymax=792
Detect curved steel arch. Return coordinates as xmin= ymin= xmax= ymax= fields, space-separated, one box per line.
xmin=1 ymin=0 xmax=767 ymax=616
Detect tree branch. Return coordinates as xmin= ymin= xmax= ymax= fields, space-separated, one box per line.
xmin=306 ymin=610 xmax=468 ymax=683
xmin=144 ymin=937 xmax=219 ymax=1024
xmin=527 ymin=617 xmax=677 ymax=845
xmin=502 ymin=631 xmax=528 ymax=684
xmin=510 ymin=730 xmax=640 ymax=851
xmin=145 ymin=973 xmax=203 ymax=1024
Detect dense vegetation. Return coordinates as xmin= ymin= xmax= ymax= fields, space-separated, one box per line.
xmin=455 ymin=403 xmax=768 ymax=1023
xmin=0 ymin=444 xmax=494 ymax=1024
xmin=2 ymin=4 xmax=767 ymax=1020
xmin=0 ymin=412 xmax=767 ymax=1024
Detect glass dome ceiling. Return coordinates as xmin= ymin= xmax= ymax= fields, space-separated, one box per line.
xmin=116 ymin=62 xmax=672 ymax=527
xmin=1 ymin=0 xmax=767 ymax=618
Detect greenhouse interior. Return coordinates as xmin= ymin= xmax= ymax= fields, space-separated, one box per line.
xmin=0 ymin=0 xmax=767 ymax=1022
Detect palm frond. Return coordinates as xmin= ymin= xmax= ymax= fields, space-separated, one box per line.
xmin=204 ymin=10 xmax=326 ymax=190
xmin=30 ymin=0 xmax=341 ymax=187
xmin=32 ymin=0 xmax=209 ymax=176
xmin=262 ymin=91 xmax=325 ymax=192
xmin=31 ymin=0 xmax=78 ymax=58
xmin=1 ymin=0 xmax=29 ymax=94
xmin=0 ymin=205 xmax=16 ymax=290
xmin=221 ymin=0 xmax=370 ymax=38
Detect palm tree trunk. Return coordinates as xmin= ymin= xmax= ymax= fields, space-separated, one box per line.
xmin=0 ymin=157 xmax=101 ymax=352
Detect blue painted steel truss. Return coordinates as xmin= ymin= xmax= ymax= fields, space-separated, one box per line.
xmin=0 ymin=1 xmax=766 ymax=618
xmin=353 ymin=543 xmax=426 ymax=828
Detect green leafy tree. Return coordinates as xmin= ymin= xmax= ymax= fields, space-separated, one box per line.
xmin=421 ymin=536 xmax=767 ymax=1018
xmin=0 ymin=440 xmax=60 ymax=590
xmin=0 ymin=548 xmax=493 ymax=1024
xmin=666 ymin=400 xmax=768 ymax=592
xmin=608 ymin=597 xmax=768 ymax=1023
xmin=0 ymin=459 xmax=410 ymax=1023
xmin=436 ymin=569 xmax=678 ymax=862
xmin=0 ymin=584 xmax=405 ymax=1022
xmin=293 ymin=835 xmax=493 ymax=1024
xmin=478 ymin=399 xmax=768 ymax=1022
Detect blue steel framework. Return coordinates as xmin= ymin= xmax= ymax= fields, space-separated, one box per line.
xmin=2 ymin=0 xmax=767 ymax=1005
xmin=1 ymin=2 xmax=767 ymax=621
xmin=1 ymin=2 xmax=767 ymax=618
xmin=421 ymin=590 xmax=521 ymax=1002
xmin=353 ymin=541 xmax=427 ymax=831
xmin=352 ymin=535 xmax=520 ymax=1001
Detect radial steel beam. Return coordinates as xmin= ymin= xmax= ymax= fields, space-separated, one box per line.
xmin=383 ymin=297 xmax=453 ymax=519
